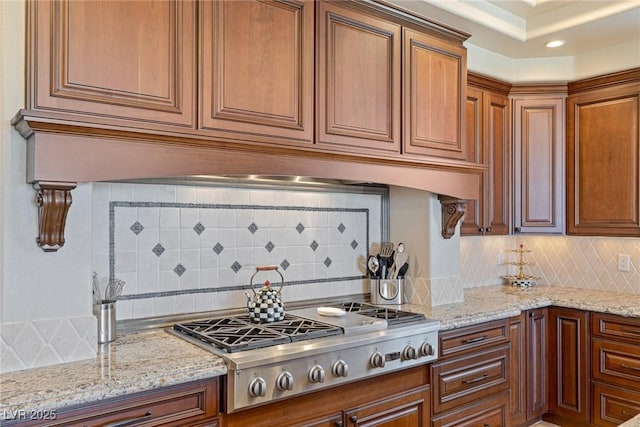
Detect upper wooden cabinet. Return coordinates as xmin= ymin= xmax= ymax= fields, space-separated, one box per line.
xmin=316 ymin=1 xmax=401 ymax=152
xmin=461 ymin=75 xmax=510 ymax=236
xmin=566 ymin=70 xmax=640 ymax=237
xmin=200 ymin=0 xmax=314 ymax=145
xmin=402 ymin=28 xmax=467 ymax=160
xmin=28 ymin=0 xmax=196 ymax=128
xmin=511 ymin=88 xmax=566 ymax=234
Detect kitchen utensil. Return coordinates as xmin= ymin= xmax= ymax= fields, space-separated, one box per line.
xmin=92 ymin=272 xmax=101 ymax=305
xmin=104 ymin=278 xmax=125 ymax=302
xmin=396 ymin=261 xmax=409 ymax=278
xmin=246 ymin=265 xmax=285 ymax=323
xmin=367 ymin=255 xmax=379 ymax=278
xmin=379 ymin=242 xmax=394 ymax=278
xmin=389 ymin=242 xmax=404 ymax=278
xmin=392 ymin=243 xmax=408 ymax=279
xmin=317 ymin=307 xmax=346 ymax=317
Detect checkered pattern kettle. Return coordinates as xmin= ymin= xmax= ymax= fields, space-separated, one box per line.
xmin=246 ymin=266 xmax=285 ymax=323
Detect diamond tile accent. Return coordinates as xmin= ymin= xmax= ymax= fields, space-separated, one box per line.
xmin=213 ymin=242 xmax=224 ymax=255
xmin=130 ymin=221 xmax=144 ymax=235
xmin=337 ymin=223 xmax=346 ymax=233
xmin=173 ymin=264 xmax=186 ymax=277
xmin=310 ymin=240 xmax=319 ymax=251
xmin=296 ymin=223 xmax=305 ymax=234
xmin=152 ymin=243 xmax=165 ymax=257
xmin=248 ymin=222 xmax=258 ymax=234
xmin=351 ymin=240 xmax=358 ymax=249
xmin=324 ymin=257 xmax=332 ymax=267
xmin=280 ymin=259 xmax=290 ymax=270
xmin=265 ymin=241 xmax=275 ymax=253
xmin=231 ymin=261 xmax=242 ymax=273
xmin=193 ymin=222 xmax=205 ymax=235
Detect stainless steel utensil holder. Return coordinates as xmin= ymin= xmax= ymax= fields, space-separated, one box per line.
xmin=95 ymin=302 xmax=116 ymax=344
xmin=370 ymin=278 xmax=404 ymax=305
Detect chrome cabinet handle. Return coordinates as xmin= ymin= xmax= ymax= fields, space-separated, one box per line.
xmin=103 ymin=412 xmax=152 ymax=427
xmin=463 ymin=373 xmax=489 ymax=384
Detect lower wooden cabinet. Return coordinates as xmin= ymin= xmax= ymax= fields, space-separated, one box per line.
xmin=432 ymin=391 xmax=510 ymax=427
xmin=5 ymin=378 xmax=220 ymax=427
xmin=222 ymin=365 xmax=430 ymax=427
xmin=593 ymin=382 xmax=640 ymax=427
xmin=546 ymin=307 xmax=590 ymax=425
xmin=510 ymin=309 xmax=548 ymax=427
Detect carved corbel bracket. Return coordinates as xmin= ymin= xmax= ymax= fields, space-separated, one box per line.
xmin=438 ymin=195 xmax=469 ymax=239
xmin=33 ymin=181 xmax=77 ymax=252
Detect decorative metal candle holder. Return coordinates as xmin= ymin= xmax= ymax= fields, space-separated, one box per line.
xmin=502 ymin=244 xmax=538 ymax=287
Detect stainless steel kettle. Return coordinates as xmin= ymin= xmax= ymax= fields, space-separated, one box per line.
xmin=245 ymin=265 xmax=285 ymax=323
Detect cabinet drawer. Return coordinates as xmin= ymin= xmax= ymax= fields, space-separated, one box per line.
xmin=432 ymin=345 xmax=510 ymax=414
xmin=592 ymin=338 xmax=640 ymax=391
xmin=8 ymin=379 xmax=219 ymax=427
xmin=432 ymin=391 xmax=509 ymax=427
xmin=592 ymin=313 xmax=640 ymax=342
xmin=439 ymin=319 xmax=509 ymax=358
xmin=593 ymin=382 xmax=640 ymax=427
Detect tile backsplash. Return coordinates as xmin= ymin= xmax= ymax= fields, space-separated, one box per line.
xmin=92 ymin=181 xmax=385 ymax=320
xmin=461 ymin=235 xmax=640 ymax=294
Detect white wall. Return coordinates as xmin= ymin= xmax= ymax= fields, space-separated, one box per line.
xmin=0 ymin=1 xmax=96 ymax=373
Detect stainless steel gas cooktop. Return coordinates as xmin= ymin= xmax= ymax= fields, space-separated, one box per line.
xmin=168 ymin=302 xmax=440 ymax=413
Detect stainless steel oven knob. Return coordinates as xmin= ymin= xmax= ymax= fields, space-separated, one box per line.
xmin=402 ymin=345 xmax=418 ymax=360
xmin=248 ymin=377 xmax=267 ymax=397
xmin=370 ymin=351 xmax=386 ymax=368
xmin=308 ymin=364 xmax=325 ymax=383
xmin=419 ymin=342 xmax=435 ymax=357
xmin=332 ymin=359 xmax=349 ymax=377
xmin=276 ymin=371 xmax=294 ymax=391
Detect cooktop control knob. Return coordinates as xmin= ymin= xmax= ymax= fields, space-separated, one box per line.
xmin=402 ymin=345 xmax=418 ymax=360
xmin=248 ymin=377 xmax=267 ymax=397
xmin=370 ymin=351 xmax=386 ymax=369
xmin=332 ymin=359 xmax=349 ymax=377
xmin=308 ymin=364 xmax=325 ymax=383
xmin=419 ymin=342 xmax=435 ymax=357
xmin=276 ymin=371 xmax=294 ymax=391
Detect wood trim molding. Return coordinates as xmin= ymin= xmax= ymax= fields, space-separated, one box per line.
xmin=33 ymin=181 xmax=77 ymax=252
xmin=509 ymin=83 xmax=568 ymax=96
xmin=568 ymin=67 xmax=640 ymax=94
xmin=438 ymin=195 xmax=469 ymax=239
xmin=467 ymin=72 xmax=512 ymax=95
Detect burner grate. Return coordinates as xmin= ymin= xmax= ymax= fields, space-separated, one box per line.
xmin=174 ymin=313 xmax=343 ymax=353
xmin=333 ymin=302 xmax=425 ymax=326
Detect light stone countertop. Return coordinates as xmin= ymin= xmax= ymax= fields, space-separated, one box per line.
xmin=0 ymin=329 xmax=227 ymax=417
xmin=402 ymin=285 xmax=640 ymax=330
xmin=2 ymin=285 xmax=639 ymax=419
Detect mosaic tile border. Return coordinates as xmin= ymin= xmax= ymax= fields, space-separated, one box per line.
xmin=109 ymin=202 xmax=370 ymax=300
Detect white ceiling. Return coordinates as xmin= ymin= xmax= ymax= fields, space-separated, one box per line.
xmin=387 ymin=0 xmax=640 ymax=59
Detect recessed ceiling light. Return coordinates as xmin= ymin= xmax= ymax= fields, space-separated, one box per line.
xmin=545 ymin=40 xmax=565 ymax=48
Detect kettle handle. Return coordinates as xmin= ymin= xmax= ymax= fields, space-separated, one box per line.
xmin=249 ymin=265 xmax=285 ymax=295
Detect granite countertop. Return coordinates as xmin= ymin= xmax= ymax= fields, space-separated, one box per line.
xmin=403 ymin=285 xmax=640 ymax=330
xmin=2 ymin=285 xmax=639 ymax=419
xmin=0 ymin=329 xmax=226 ymax=417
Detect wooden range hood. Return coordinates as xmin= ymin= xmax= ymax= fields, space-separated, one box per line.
xmin=12 ymin=0 xmax=483 ymax=252
xmin=13 ymin=112 xmax=482 ymax=251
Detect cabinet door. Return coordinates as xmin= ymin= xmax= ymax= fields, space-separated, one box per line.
xmin=200 ymin=0 xmax=314 ymax=144
xmin=513 ymin=98 xmax=565 ymax=234
xmin=29 ymin=0 xmax=195 ymax=128
xmin=461 ymin=87 xmax=486 ymax=236
xmin=345 ymin=386 xmax=430 ymax=427
xmin=526 ymin=308 xmax=548 ymax=420
xmin=403 ymin=29 xmax=467 ymax=160
xmin=484 ymin=92 xmax=510 ymax=235
xmin=547 ymin=307 xmax=590 ymax=424
xmin=567 ymin=83 xmax=640 ymax=236
xmin=317 ymin=1 xmax=401 ymax=152
xmin=509 ymin=314 xmax=527 ymax=426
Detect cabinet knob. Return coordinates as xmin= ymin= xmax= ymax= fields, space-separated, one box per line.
xmin=335 ymin=421 xmax=344 ymax=427
xmin=349 ymin=415 xmax=358 ymax=424
xmin=479 ymin=227 xmax=485 ymax=232
xmin=514 ymin=227 xmax=521 ymax=232
xmin=486 ymin=227 xmax=492 ymax=233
